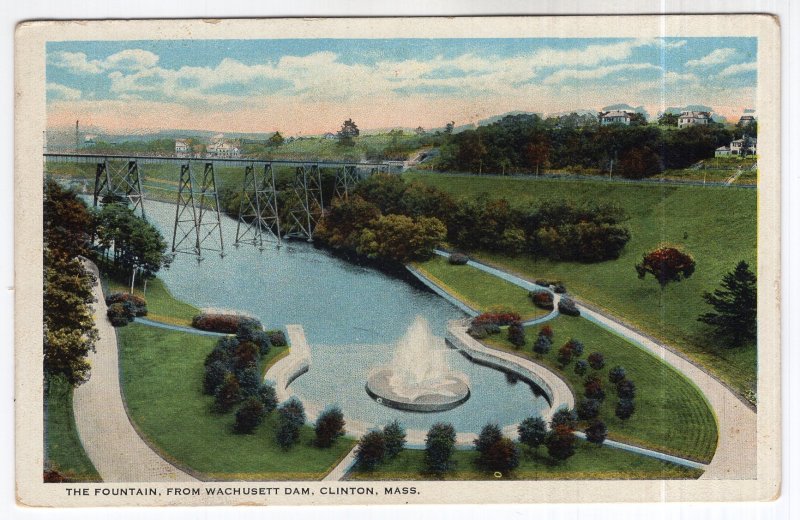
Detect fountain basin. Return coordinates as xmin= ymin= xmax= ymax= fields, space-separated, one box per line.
xmin=365 ymin=368 xmax=470 ymax=412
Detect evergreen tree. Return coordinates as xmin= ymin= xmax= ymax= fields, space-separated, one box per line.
xmin=383 ymin=420 xmax=406 ymax=459
xmin=517 ymin=416 xmax=547 ymax=450
xmin=698 ymin=261 xmax=757 ymax=347
xmin=424 ymin=422 xmax=456 ymax=475
xmin=355 ymin=430 xmax=386 ymax=470
xmin=314 ymin=406 xmax=346 ymax=448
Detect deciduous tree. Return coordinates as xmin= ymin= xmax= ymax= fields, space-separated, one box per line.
xmin=636 ymin=247 xmax=696 ymax=288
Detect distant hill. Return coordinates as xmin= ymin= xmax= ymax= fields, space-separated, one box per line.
xmin=477 ymin=111 xmax=540 ymax=127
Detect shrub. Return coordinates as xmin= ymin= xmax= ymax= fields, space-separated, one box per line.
xmin=237 ymin=322 xmax=271 ymax=356
xmin=552 ymin=283 xmax=567 ymax=294
xmin=533 ymin=334 xmax=552 ymax=356
xmin=635 ymin=247 xmax=696 ymax=288
xmin=566 ymin=338 xmax=584 ymax=358
xmin=557 ymin=297 xmax=581 ymax=317
xmin=584 ymin=375 xmax=606 ymax=401
xmin=237 ymin=367 xmax=261 ymax=397
xmin=267 ymin=329 xmax=287 ymax=347
xmin=484 ymin=323 xmax=501 ymax=335
xmin=448 ymin=252 xmax=469 ymax=265
xmin=233 ymin=397 xmax=265 ymax=434
xmin=539 ymin=325 xmax=554 ymax=338
xmin=192 ymin=313 xmax=262 ymax=334
xmin=467 ymin=324 xmax=489 ymax=339
xmin=474 ymin=423 xmax=503 ymax=457
xmin=213 ymin=373 xmax=241 ymax=413
xmin=256 ymin=383 xmax=278 ymax=413
xmin=587 ymin=352 xmax=605 ymax=370
xmin=314 ymin=406 xmax=346 ymax=448
xmin=616 ymin=379 xmax=637 ymax=400
xmin=481 ymin=437 xmax=520 ymax=473
xmin=472 ymin=312 xmax=522 ymax=327
xmin=383 ymin=420 xmax=406 ymax=459
xmin=355 ymin=430 xmax=386 ymax=470
xmin=529 ymin=291 xmax=554 ymax=310
xmin=585 ymin=420 xmax=608 ymax=445
xmin=203 ymin=361 xmax=230 ymax=396
xmin=608 ymin=366 xmax=627 ymax=384
xmin=576 ymin=398 xmax=601 ymax=420
xmin=233 ymin=341 xmax=259 ymax=372
xmin=615 ymin=399 xmax=636 ymax=421
xmin=574 ymin=360 xmax=589 ymax=376
xmin=107 ymin=302 xmax=135 ymax=327
xmin=518 ymin=416 xmax=547 ymax=450
xmin=535 ymin=279 xmax=565 ymax=292
xmin=276 ymin=398 xmax=306 ymax=449
xmin=507 ymin=321 xmax=526 ymax=348
xmin=424 ymin=422 xmax=457 ymax=475
xmin=549 ymin=407 xmax=577 ymax=431
xmin=556 ymin=343 xmax=575 ymax=368
xmin=106 ymin=292 xmax=147 ymax=316
xmin=545 ymin=424 xmax=576 ymax=462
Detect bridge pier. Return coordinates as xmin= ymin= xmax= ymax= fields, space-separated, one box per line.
xmin=285 ymin=163 xmax=324 ymax=242
xmin=171 ymin=161 xmax=225 ymax=259
xmin=92 ymin=158 xmax=145 ymax=218
xmin=235 ymin=162 xmax=282 ymax=250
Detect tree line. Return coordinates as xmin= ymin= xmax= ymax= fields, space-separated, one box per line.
xmin=434 ymin=113 xmax=743 ymax=178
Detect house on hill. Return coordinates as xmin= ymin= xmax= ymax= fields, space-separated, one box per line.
xmin=677 ymin=111 xmax=711 ymax=129
xmin=323 ymin=132 xmax=337 ymax=140
xmin=599 ymin=110 xmax=633 ymax=126
xmin=175 ymin=139 xmax=190 ymax=157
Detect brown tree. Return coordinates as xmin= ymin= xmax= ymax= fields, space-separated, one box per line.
xmin=635 ymin=247 xmax=696 ymax=288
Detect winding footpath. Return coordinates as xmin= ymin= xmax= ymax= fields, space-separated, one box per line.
xmin=416 ymin=250 xmax=757 ymax=480
xmin=72 ymin=261 xmax=197 ymax=482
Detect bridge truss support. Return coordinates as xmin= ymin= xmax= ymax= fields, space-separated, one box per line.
xmin=333 ymin=165 xmax=361 ymax=200
xmin=171 ymin=162 xmax=225 ymax=259
xmin=285 ymin=164 xmax=324 ymax=241
xmin=235 ymin=163 xmax=282 ymax=250
xmin=93 ymin=159 xmax=146 ymax=217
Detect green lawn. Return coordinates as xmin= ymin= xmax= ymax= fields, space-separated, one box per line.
xmin=406 ymin=172 xmax=757 ymax=401
xmin=105 ymin=274 xmax=199 ymax=327
xmin=485 ymin=316 xmax=718 ymax=463
xmin=117 ymin=323 xmax=356 ymax=479
xmin=347 ymin=440 xmax=702 ymax=481
xmin=44 ymin=376 xmax=101 ymax=482
xmin=414 ymin=256 xmax=548 ymax=320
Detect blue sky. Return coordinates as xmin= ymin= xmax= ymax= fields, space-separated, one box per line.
xmin=46 ymin=37 xmax=757 ymax=134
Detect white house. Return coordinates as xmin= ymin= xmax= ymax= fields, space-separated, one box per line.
xmin=599 ymin=110 xmax=633 ymax=126
xmin=175 ymin=139 xmax=191 ymax=156
xmin=730 ymin=138 xmax=757 ymax=157
xmin=677 ymin=111 xmax=711 ymax=129
xmin=323 ymin=132 xmax=337 ymax=140
xmin=207 ymin=140 xmax=241 ymax=158
xmin=715 ymin=146 xmax=732 ymax=157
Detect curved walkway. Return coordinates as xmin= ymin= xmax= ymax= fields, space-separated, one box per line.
xmin=426 ymin=251 xmax=757 ymax=479
xmin=73 ymin=261 xmax=197 ymax=482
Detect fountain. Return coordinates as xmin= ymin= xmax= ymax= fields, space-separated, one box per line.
xmin=365 ymin=316 xmax=470 ymax=412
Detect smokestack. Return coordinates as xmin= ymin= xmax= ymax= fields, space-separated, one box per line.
xmin=75 ymin=120 xmax=80 ymax=152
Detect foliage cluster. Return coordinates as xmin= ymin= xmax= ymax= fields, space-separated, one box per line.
xmin=192 ymin=313 xmax=263 ymax=334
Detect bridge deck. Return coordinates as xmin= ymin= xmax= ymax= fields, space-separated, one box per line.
xmin=43 ymin=153 xmax=386 ymax=169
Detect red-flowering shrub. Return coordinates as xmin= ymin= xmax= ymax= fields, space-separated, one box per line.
xmin=192 ymin=313 xmax=261 ymax=334
xmin=529 ymin=291 xmax=554 ymax=310
xmin=635 ymin=247 xmax=696 ymax=288
xmin=539 ymin=324 xmax=554 ymax=338
xmin=472 ymin=312 xmax=522 ymax=327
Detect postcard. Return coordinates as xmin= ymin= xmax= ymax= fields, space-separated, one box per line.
xmin=15 ymin=14 xmax=780 ymax=506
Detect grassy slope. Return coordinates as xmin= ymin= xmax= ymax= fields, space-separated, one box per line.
xmin=104 ymin=274 xmax=199 ymax=327
xmin=117 ymin=323 xmax=355 ymax=479
xmin=45 ymin=377 xmax=101 ymax=482
xmin=485 ymin=316 xmax=717 ymax=462
xmin=413 ymin=256 xmax=548 ymax=320
xmin=347 ymin=440 xmax=702 ymax=481
xmin=406 ymin=173 xmax=757 ymax=399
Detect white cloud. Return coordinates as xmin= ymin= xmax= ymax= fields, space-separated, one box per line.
xmin=686 ymin=48 xmax=737 ymax=67
xmin=48 ymin=48 xmax=159 ymax=74
xmin=718 ymin=61 xmax=757 ymax=77
xmin=103 ymin=49 xmax=160 ymax=71
xmin=48 ymin=51 xmax=104 ymax=74
xmin=46 ymin=82 xmax=81 ymax=100
xmin=542 ymin=62 xmax=661 ymax=85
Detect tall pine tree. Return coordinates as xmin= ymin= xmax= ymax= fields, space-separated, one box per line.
xmin=698 ymin=261 xmax=757 ymax=347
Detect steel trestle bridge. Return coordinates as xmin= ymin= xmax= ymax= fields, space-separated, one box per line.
xmin=44 ymin=153 xmax=393 ymax=259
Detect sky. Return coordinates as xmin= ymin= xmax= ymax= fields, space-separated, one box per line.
xmin=46 ymin=37 xmax=757 ymax=135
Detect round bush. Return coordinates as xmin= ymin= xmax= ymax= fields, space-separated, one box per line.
xmin=233 ymin=397 xmax=266 ymax=434
xmin=609 ymin=366 xmax=627 ymax=384
xmin=616 ymin=379 xmax=637 ymax=400
xmin=588 ymin=352 xmax=606 ymax=370
xmin=267 ymin=329 xmax=287 ymax=347
xmin=557 ymin=297 xmax=581 ymax=316
xmin=106 ymin=292 xmax=148 ymax=316
xmin=107 ymin=302 xmax=135 ymax=327
xmin=576 ymin=398 xmax=601 ymax=420
xmin=448 ymin=252 xmax=469 ymax=265
xmin=529 ymin=291 xmax=554 ymax=310
xmin=585 ymin=420 xmax=608 ymax=445
xmin=574 ymin=360 xmax=589 ymax=376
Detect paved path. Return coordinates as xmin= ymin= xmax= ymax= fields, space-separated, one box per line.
xmin=72 ymin=261 xmax=198 ymax=482
xmin=428 ymin=251 xmax=757 ymax=479
xmin=322 ymin=446 xmax=360 ymax=481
